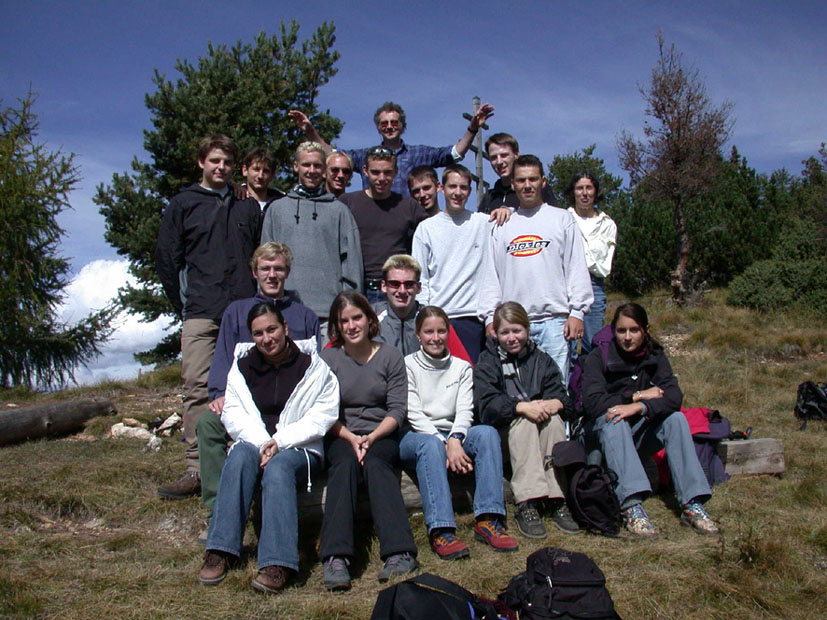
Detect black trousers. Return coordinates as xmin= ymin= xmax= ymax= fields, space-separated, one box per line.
xmin=320 ymin=434 xmax=417 ymax=560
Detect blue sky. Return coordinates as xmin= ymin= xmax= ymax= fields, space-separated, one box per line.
xmin=2 ymin=0 xmax=825 ymax=381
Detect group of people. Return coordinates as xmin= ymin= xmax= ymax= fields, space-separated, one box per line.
xmin=154 ymin=101 xmax=720 ymax=594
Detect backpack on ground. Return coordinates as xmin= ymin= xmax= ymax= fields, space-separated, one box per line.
xmin=370 ymin=572 xmax=505 ymax=620
xmin=795 ymin=381 xmax=827 ymax=430
xmin=552 ymin=440 xmax=622 ymax=537
xmin=499 ymin=547 xmax=622 ymax=620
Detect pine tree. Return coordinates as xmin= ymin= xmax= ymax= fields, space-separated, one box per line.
xmin=0 ymin=94 xmax=114 ymax=388
xmin=617 ymin=34 xmax=733 ymax=303
xmin=95 ymin=21 xmax=342 ymax=364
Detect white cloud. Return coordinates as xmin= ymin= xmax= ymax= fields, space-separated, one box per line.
xmin=59 ymin=259 xmax=174 ymax=385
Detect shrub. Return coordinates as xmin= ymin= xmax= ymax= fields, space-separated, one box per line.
xmin=727 ymin=218 xmax=827 ymax=317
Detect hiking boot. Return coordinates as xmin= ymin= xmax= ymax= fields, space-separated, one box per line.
xmin=198 ymin=550 xmax=229 ymax=586
xmin=681 ymin=501 xmax=720 ymax=536
xmin=474 ymin=518 xmax=519 ymax=552
xmin=157 ymin=471 xmax=201 ymax=500
xmin=548 ymin=500 xmax=581 ymax=534
xmin=322 ymin=556 xmax=351 ymax=591
xmin=622 ymin=503 xmax=658 ymax=539
xmin=430 ymin=529 xmax=470 ymax=560
xmin=252 ymin=565 xmax=289 ymax=594
xmin=377 ymin=552 xmax=418 ymax=582
xmin=514 ymin=501 xmax=547 ymax=539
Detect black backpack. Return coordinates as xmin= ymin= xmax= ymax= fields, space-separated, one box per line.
xmin=795 ymin=381 xmax=827 ymax=430
xmin=499 ymin=547 xmax=622 ymax=620
xmin=552 ymin=441 xmax=622 ymax=537
xmin=370 ymin=572 xmax=504 ymax=620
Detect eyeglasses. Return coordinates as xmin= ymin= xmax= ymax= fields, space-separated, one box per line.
xmin=384 ymin=280 xmax=419 ymax=290
xmin=378 ymin=120 xmax=400 ymax=128
xmin=367 ymin=146 xmax=394 ymax=157
xmin=329 ymin=166 xmax=353 ymax=175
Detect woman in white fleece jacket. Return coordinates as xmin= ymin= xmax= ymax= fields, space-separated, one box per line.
xmin=399 ymin=306 xmax=518 ymax=560
xmin=197 ymin=302 xmax=339 ymax=594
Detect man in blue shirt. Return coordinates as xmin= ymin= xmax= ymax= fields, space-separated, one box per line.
xmin=288 ymin=101 xmax=494 ymax=195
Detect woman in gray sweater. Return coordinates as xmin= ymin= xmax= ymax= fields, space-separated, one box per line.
xmin=318 ymin=290 xmax=418 ymax=591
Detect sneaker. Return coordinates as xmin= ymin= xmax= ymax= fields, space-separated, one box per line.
xmin=622 ymin=503 xmax=658 ymax=539
xmin=322 ymin=556 xmax=351 ymax=591
xmin=157 ymin=471 xmax=201 ymax=500
xmin=681 ymin=501 xmax=720 ymax=536
xmin=377 ymin=552 xmax=418 ymax=582
xmin=198 ymin=550 xmax=229 ymax=586
xmin=514 ymin=501 xmax=547 ymax=539
xmin=474 ymin=518 xmax=519 ymax=552
xmin=430 ymin=529 xmax=470 ymax=560
xmin=252 ymin=565 xmax=289 ymax=594
xmin=548 ymin=500 xmax=581 ymax=534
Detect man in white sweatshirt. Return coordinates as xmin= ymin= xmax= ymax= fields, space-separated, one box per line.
xmin=412 ymin=164 xmax=502 ymax=363
xmin=477 ymin=155 xmax=593 ymax=382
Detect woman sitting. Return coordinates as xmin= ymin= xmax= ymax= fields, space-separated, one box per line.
xmin=319 ymin=291 xmax=418 ymax=591
xmin=198 ymin=302 xmax=339 ymax=593
xmin=582 ymin=302 xmax=719 ymax=538
xmin=399 ymin=306 xmax=518 ymax=560
xmin=474 ymin=302 xmax=579 ymax=540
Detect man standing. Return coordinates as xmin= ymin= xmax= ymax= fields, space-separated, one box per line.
xmin=197 ymin=242 xmax=320 ymax=526
xmin=155 ymin=134 xmax=261 ymax=498
xmin=478 ymin=155 xmax=592 ymax=382
xmin=240 ymin=147 xmax=285 ymax=213
xmin=260 ymin=142 xmax=363 ymax=337
xmin=407 ymin=166 xmax=442 ymax=217
xmin=340 ymin=148 xmax=427 ymax=303
xmin=413 ymin=165 xmax=496 ymax=363
xmin=325 ymin=151 xmax=354 ymax=198
xmin=478 ymin=133 xmax=558 ymax=214
xmin=289 ymin=102 xmax=494 ymax=195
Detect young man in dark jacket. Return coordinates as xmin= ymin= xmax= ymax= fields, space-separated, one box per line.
xmin=155 ymin=134 xmax=261 ymax=499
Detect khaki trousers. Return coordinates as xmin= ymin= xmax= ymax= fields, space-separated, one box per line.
xmin=181 ymin=318 xmax=220 ymax=472
xmin=506 ymin=414 xmax=566 ymax=504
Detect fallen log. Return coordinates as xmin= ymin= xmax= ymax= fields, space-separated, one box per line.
xmin=0 ymin=399 xmax=117 ymax=446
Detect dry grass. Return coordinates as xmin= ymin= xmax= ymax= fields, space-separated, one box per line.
xmin=1 ymin=290 xmax=826 ymax=619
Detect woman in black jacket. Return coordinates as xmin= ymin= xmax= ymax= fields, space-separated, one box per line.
xmin=582 ymin=302 xmax=719 ymax=538
xmin=474 ymin=302 xmax=579 ymax=540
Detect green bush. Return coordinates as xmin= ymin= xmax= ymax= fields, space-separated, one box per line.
xmin=727 ymin=219 xmax=827 ymax=317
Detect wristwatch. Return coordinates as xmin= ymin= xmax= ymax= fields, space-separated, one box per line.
xmin=448 ymin=432 xmax=466 ymax=443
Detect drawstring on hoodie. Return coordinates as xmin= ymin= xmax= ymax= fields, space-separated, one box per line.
xmin=303 ymin=448 xmax=312 ymax=492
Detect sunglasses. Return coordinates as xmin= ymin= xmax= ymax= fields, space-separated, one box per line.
xmin=378 ymin=120 xmax=400 ymax=128
xmin=329 ymin=166 xmax=353 ymax=175
xmin=384 ymin=279 xmax=419 ymax=290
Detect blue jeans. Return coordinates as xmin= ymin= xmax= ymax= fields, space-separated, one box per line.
xmin=399 ymin=425 xmax=505 ymax=533
xmin=590 ymin=411 xmax=711 ymax=509
xmin=529 ymin=316 xmax=569 ymax=384
xmin=206 ymin=441 xmax=320 ymax=571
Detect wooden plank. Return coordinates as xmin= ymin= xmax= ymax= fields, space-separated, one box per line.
xmin=717 ymin=438 xmax=785 ymax=476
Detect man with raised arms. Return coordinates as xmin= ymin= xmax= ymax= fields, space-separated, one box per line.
xmin=289 ymin=101 xmax=494 ymax=196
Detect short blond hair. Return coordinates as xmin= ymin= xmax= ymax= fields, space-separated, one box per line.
xmin=295 ymin=141 xmax=327 ymax=161
xmin=250 ymin=242 xmax=292 ymax=270
xmin=381 ymin=254 xmax=421 ymax=280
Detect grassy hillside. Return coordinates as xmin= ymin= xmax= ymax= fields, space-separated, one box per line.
xmin=1 ymin=290 xmax=825 ymax=619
